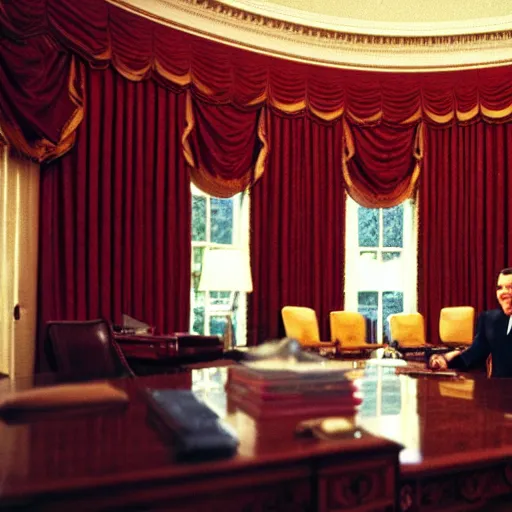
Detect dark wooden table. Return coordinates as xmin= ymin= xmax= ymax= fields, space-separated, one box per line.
xmin=0 ymin=370 xmax=400 ymax=511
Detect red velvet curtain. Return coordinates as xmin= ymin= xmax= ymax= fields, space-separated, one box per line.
xmin=343 ymin=119 xmax=422 ymax=207
xmin=248 ymin=111 xmax=346 ymax=345
xmin=4 ymin=1 xmax=512 ymax=168
xmin=418 ymin=121 xmax=512 ymax=343
xmin=37 ymin=65 xmax=191 ymax=368
xmin=184 ymin=99 xmax=267 ymax=197
xmin=6 ymin=0 xmax=512 ymax=356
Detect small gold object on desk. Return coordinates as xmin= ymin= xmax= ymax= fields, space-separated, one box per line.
xmin=296 ymin=417 xmax=357 ymax=439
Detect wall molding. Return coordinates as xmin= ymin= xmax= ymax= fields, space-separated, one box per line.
xmin=108 ymin=0 xmax=512 ymax=71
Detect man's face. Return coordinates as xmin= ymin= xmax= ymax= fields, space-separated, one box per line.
xmin=497 ymin=273 xmax=512 ymax=315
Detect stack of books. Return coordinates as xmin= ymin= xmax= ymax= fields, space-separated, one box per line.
xmin=226 ymin=360 xmax=362 ymax=419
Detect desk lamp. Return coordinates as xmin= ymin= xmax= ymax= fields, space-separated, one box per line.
xmin=198 ymin=248 xmax=253 ymax=349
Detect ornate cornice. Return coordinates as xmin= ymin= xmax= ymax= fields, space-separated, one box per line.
xmin=108 ymin=0 xmax=512 ymax=71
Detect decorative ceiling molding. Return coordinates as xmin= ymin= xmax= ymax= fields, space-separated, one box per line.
xmin=108 ymin=0 xmax=512 ymax=72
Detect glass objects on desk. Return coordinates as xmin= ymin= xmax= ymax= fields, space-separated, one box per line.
xmin=192 ymin=367 xmax=228 ymax=417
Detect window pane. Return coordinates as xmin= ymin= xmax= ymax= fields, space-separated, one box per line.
xmin=382 ymin=251 xmax=400 ymax=262
xmin=357 ymin=252 xmax=379 ymax=291
xmin=192 ymin=196 xmax=206 ymax=242
xmin=209 ymin=316 xmax=227 ymax=336
xmin=358 ymin=207 xmax=379 ymax=247
xmin=381 ymin=379 xmax=402 ymax=415
xmin=210 ymin=198 xmax=233 ymax=244
xmin=358 ymin=291 xmax=378 ymax=342
xmin=209 ymin=291 xmax=231 ymax=308
xmin=192 ymin=296 xmax=205 ymax=334
xmin=382 ymin=291 xmax=404 ymax=342
xmin=192 ymin=247 xmax=204 ymax=290
xmin=360 ymin=250 xmax=377 ymax=260
xmin=383 ymin=205 xmax=403 ymax=248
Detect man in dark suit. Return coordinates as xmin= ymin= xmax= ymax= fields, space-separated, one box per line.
xmin=430 ymin=267 xmax=512 ymax=377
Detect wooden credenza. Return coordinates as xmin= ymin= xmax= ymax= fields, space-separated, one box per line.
xmin=113 ymin=333 xmax=224 ymax=374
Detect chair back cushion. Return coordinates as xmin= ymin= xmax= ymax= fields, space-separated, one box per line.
xmin=330 ymin=311 xmax=366 ymax=346
xmin=281 ymin=306 xmax=320 ymax=344
xmin=439 ymin=306 xmax=475 ymax=345
xmin=46 ymin=319 xmax=128 ymax=380
xmin=388 ymin=313 xmax=426 ymax=347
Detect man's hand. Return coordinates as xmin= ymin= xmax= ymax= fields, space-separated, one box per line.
xmin=429 ymin=354 xmax=448 ymax=370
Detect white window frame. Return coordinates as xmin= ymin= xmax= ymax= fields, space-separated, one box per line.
xmin=344 ymin=195 xmax=417 ymax=343
xmin=190 ymin=184 xmax=250 ymax=346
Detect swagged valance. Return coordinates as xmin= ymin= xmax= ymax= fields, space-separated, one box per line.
xmin=3 ymin=0 xmax=512 ymax=202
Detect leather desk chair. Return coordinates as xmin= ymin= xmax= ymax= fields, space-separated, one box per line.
xmin=46 ymin=319 xmax=135 ymax=381
xmin=388 ymin=312 xmax=434 ymax=360
xmin=329 ymin=311 xmax=386 ymax=354
xmin=439 ymin=306 xmax=475 ymax=349
xmin=281 ymin=306 xmax=337 ymax=352
xmin=388 ymin=313 xmax=426 ymax=349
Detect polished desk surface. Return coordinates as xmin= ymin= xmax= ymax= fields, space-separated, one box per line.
xmin=0 ymin=368 xmax=397 ymax=506
xmin=1 ymin=362 xmax=512 ymax=507
xmin=355 ymin=364 xmax=512 ymax=475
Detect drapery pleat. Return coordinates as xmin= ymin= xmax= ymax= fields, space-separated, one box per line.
xmin=37 ymin=65 xmax=191 ymax=370
xmin=183 ymin=95 xmax=268 ymax=198
xmin=418 ymin=122 xmax=512 ymax=344
xmin=0 ymin=36 xmax=84 ymax=162
xmin=248 ymin=111 xmax=346 ymax=346
xmin=343 ymin=119 xmax=422 ymax=207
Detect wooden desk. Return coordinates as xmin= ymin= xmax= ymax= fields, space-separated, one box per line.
xmin=0 ymin=371 xmax=400 ymax=511
xmin=2 ymin=364 xmax=512 ymax=511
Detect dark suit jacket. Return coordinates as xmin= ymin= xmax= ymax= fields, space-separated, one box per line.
xmin=448 ymin=309 xmax=512 ymax=378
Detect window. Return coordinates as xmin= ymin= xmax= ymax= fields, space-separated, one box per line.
xmin=190 ymin=185 xmax=249 ymax=345
xmin=344 ymin=196 xmax=417 ymax=343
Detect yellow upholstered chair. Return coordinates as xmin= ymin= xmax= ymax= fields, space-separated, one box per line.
xmin=388 ymin=313 xmax=426 ymax=348
xmin=329 ymin=311 xmax=386 ymax=353
xmin=439 ymin=306 xmax=475 ymax=348
xmin=281 ymin=306 xmax=336 ymax=350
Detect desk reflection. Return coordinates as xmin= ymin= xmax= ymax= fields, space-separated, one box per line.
xmin=356 ymin=364 xmax=512 ymax=470
xmin=356 ymin=365 xmax=421 ymax=464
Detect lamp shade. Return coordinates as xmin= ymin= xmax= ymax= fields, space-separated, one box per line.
xmin=198 ymin=248 xmax=253 ymax=293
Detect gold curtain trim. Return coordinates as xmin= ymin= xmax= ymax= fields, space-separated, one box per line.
xmin=414 ymin=121 xmax=424 ymax=160
xmin=111 ymin=58 xmax=152 ymax=81
xmin=189 ymin=167 xmax=254 ymax=198
xmin=347 ymin=111 xmax=382 ymax=125
xmin=0 ymin=121 xmax=77 ymax=163
xmin=342 ymin=120 xmax=423 ymax=208
xmin=310 ymin=105 xmax=345 ymax=122
xmin=481 ymin=104 xmax=512 ymax=119
xmin=247 ymin=91 xmax=268 ymax=107
xmin=60 ymin=56 xmax=85 ymax=143
xmin=424 ymin=108 xmax=453 ymax=125
xmin=342 ymin=117 xmax=355 ymax=163
xmin=182 ymin=90 xmax=196 ymax=169
xmin=402 ymin=107 xmax=422 ymax=125
xmin=456 ymin=105 xmax=480 ymax=123
xmin=191 ymin=75 xmax=216 ymax=97
xmin=253 ymin=106 xmax=268 ymax=183
xmin=269 ymin=97 xmax=307 ymax=114
xmin=155 ymin=61 xmax=191 ymax=87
